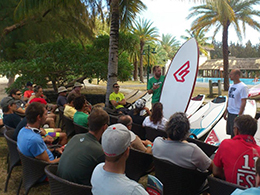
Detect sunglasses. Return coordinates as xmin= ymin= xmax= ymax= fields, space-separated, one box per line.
xmin=114 ymin=86 xmax=120 ymax=88
xmin=16 ymin=93 xmax=22 ymax=95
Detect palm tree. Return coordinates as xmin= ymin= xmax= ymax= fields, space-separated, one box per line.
xmin=132 ymin=18 xmax=159 ymax=82
xmin=188 ymin=0 xmax=260 ymax=91
xmin=181 ymin=29 xmax=213 ymax=57
xmin=160 ymin=33 xmax=180 ymax=60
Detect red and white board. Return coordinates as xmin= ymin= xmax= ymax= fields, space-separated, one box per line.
xmin=205 ymin=99 xmax=257 ymax=146
xmin=160 ymin=38 xmax=199 ymax=119
xmin=249 ymin=84 xmax=260 ymax=99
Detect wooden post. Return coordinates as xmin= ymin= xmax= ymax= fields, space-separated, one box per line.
xmin=218 ymin=80 xmax=221 ymax=96
xmin=209 ymin=80 xmax=213 ymax=97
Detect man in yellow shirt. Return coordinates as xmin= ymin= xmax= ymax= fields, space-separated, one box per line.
xmin=109 ymin=83 xmax=128 ymax=114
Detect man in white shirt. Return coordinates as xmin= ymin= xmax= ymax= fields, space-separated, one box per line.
xmin=224 ymin=69 xmax=248 ymax=138
xmin=91 ymin=123 xmax=148 ymax=195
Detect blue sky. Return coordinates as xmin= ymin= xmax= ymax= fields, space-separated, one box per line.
xmin=138 ymin=0 xmax=260 ymax=45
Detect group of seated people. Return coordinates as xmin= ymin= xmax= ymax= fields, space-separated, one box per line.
xmin=2 ymin=81 xmax=260 ymax=194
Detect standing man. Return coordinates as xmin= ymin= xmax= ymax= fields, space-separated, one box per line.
xmin=224 ymin=69 xmax=248 ymax=138
xmin=147 ymin=66 xmax=165 ymax=104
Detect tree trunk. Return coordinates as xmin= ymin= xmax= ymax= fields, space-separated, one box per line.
xmin=222 ymin=22 xmax=230 ymax=91
xmin=7 ymin=77 xmax=15 ymax=88
xmin=105 ymin=0 xmax=119 ymax=107
xmin=133 ymin=56 xmax=138 ymax=81
xmin=52 ymin=80 xmax=58 ymax=93
xmin=139 ymin=42 xmax=144 ymax=83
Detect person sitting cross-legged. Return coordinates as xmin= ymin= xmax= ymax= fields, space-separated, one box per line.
xmin=1 ymin=97 xmax=22 ymax=128
xmin=57 ymin=109 xmax=109 ymax=185
xmin=17 ymin=102 xmax=62 ymax=164
xmin=91 ymin=123 xmax=149 ymax=195
xmin=213 ymin=115 xmax=260 ymax=187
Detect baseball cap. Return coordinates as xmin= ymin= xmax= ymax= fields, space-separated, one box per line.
xmin=102 ymin=123 xmax=131 ymax=157
xmin=135 ymin=98 xmax=146 ymax=109
xmin=58 ymin=86 xmax=67 ymax=94
xmin=0 ymin=97 xmax=15 ymax=108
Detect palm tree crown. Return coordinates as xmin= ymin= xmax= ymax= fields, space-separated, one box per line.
xmin=188 ymin=0 xmax=260 ymax=90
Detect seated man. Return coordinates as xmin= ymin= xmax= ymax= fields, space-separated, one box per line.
xmin=91 ymin=123 xmax=148 ymax=195
xmin=73 ymin=95 xmax=90 ymax=128
xmin=109 ymin=83 xmax=128 ymax=114
xmin=153 ymin=112 xmax=212 ymax=172
xmin=128 ymin=98 xmax=151 ymax=125
xmin=64 ymin=94 xmax=77 ymax=119
xmin=57 ymin=86 xmax=68 ymax=107
xmin=118 ymin=115 xmax=152 ymax=154
xmin=17 ymin=102 xmax=61 ymax=163
xmin=57 ymin=109 xmax=109 ymax=185
xmin=1 ymin=97 xmax=22 ymax=128
xmin=231 ymin=157 xmax=260 ymax=194
xmin=23 ymin=81 xmax=34 ymax=102
xmin=9 ymin=88 xmax=27 ymax=115
xmin=213 ymin=115 xmax=260 ymax=187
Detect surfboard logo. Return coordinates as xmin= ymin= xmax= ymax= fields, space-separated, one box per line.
xmin=173 ymin=61 xmax=190 ymax=82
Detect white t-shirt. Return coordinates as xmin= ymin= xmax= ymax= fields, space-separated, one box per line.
xmin=91 ymin=163 xmax=148 ymax=195
xmin=152 ymin=137 xmax=211 ymax=172
xmin=227 ymin=82 xmax=248 ymax=114
xmin=142 ymin=116 xmax=168 ymax=130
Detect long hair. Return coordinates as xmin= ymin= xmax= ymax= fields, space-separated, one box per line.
xmin=150 ymin=102 xmax=163 ymax=125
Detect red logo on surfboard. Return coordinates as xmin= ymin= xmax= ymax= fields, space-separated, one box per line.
xmin=173 ymin=61 xmax=190 ymax=82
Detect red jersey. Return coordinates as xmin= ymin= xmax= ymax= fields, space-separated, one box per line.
xmin=24 ymin=90 xmax=34 ymax=98
xmin=213 ymin=134 xmax=260 ymax=187
xmin=29 ymin=98 xmax=47 ymax=105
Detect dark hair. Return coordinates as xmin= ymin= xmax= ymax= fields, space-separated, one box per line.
xmin=25 ymin=102 xmax=45 ymax=124
xmin=118 ymin=115 xmax=132 ymax=127
xmin=234 ymin=115 xmax=257 ymax=136
xmin=152 ymin=66 xmax=160 ymax=73
xmin=9 ymin=89 xmax=19 ymax=97
xmin=67 ymin=94 xmax=76 ymax=104
xmin=26 ymin=82 xmax=33 ymax=87
xmin=73 ymin=95 xmax=86 ymax=110
xmin=113 ymin=83 xmax=118 ymax=88
xmin=34 ymin=85 xmax=42 ymax=93
xmin=150 ymin=102 xmax=163 ymax=125
xmin=256 ymin=158 xmax=260 ymax=176
xmin=88 ymin=109 xmax=109 ymax=132
xmin=166 ymin=112 xmax=190 ymax=141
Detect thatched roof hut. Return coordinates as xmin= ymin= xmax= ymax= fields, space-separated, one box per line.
xmin=199 ymin=57 xmax=260 ymax=77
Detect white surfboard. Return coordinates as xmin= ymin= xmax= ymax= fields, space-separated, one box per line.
xmin=205 ymin=99 xmax=257 ymax=146
xmin=141 ymin=92 xmax=152 ymax=110
xmin=186 ymin=94 xmax=205 ymax=118
xmin=189 ymin=96 xmax=227 ymax=139
xmin=160 ymin=38 xmax=199 ymax=119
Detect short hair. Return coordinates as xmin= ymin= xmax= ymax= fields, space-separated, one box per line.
xmin=118 ymin=115 xmax=132 ymax=127
xmin=166 ymin=112 xmax=190 ymax=141
xmin=152 ymin=66 xmax=160 ymax=73
xmin=233 ymin=69 xmax=241 ymax=76
xmin=150 ymin=102 xmax=163 ymax=125
xmin=73 ymin=95 xmax=86 ymax=110
xmin=256 ymin=158 xmax=260 ymax=176
xmin=113 ymin=83 xmax=119 ymax=88
xmin=34 ymin=85 xmax=42 ymax=93
xmin=234 ymin=115 xmax=257 ymax=136
xmin=105 ymin=152 xmax=125 ymax=162
xmin=25 ymin=102 xmax=45 ymax=124
xmin=9 ymin=88 xmax=19 ymax=97
xmin=67 ymin=94 xmax=76 ymax=104
xmin=88 ymin=109 xmax=109 ymax=132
